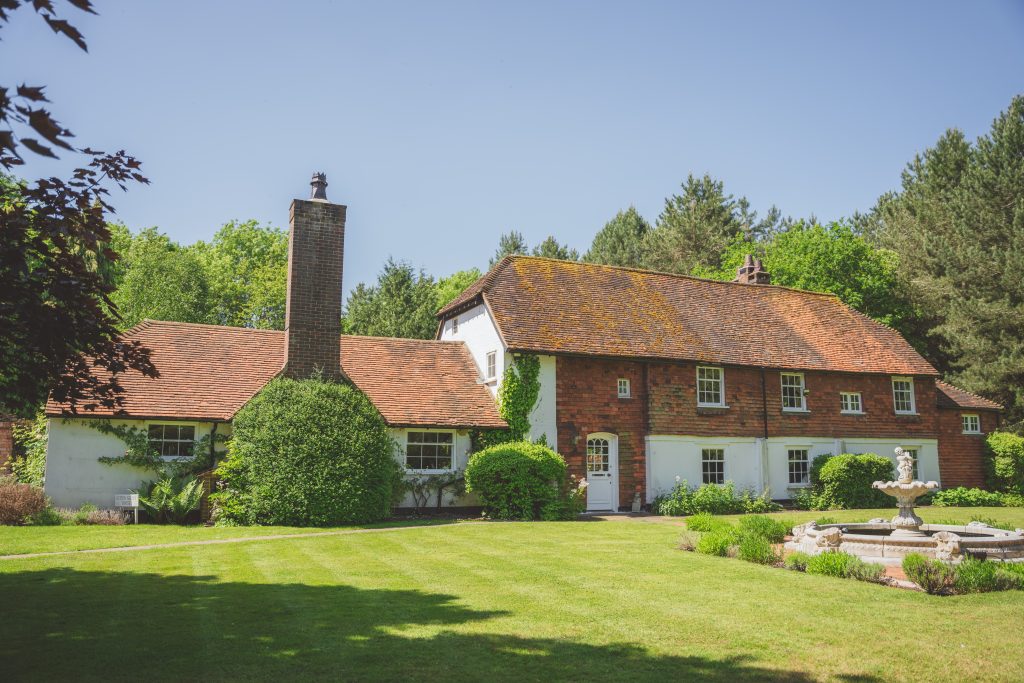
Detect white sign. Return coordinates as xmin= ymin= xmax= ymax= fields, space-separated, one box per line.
xmin=114 ymin=493 xmax=139 ymax=509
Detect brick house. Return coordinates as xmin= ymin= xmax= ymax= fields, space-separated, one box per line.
xmin=44 ymin=174 xmax=1001 ymax=511
xmin=436 ymin=256 xmax=1003 ymax=511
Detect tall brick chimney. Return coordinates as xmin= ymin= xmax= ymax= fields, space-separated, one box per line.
xmin=282 ymin=172 xmax=346 ymax=379
xmin=733 ymin=254 xmax=771 ymax=285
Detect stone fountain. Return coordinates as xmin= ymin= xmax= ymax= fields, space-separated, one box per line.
xmin=784 ymin=448 xmax=1024 ymax=564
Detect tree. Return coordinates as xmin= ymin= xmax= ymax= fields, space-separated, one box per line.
xmin=584 ymin=206 xmax=651 ymax=267
xmin=436 ymin=268 xmax=482 ymax=310
xmin=191 ymin=220 xmax=288 ymax=329
xmin=700 ymin=222 xmax=912 ymax=328
xmin=531 ymin=236 xmax=579 ymax=261
xmin=0 ymin=2 xmax=156 ymax=417
xmin=343 ymin=258 xmax=438 ymax=339
xmin=642 ymin=174 xmax=768 ymax=274
xmin=109 ymin=228 xmax=212 ymax=329
xmin=865 ymin=97 xmax=1024 ymax=426
xmin=490 ymin=230 xmax=529 ymax=266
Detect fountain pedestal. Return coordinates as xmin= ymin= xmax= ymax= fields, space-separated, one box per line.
xmin=872 ymin=448 xmax=937 ymax=538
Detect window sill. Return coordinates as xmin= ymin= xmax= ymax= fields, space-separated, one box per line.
xmin=618 ymin=395 xmax=632 ymax=400
xmin=787 ymin=483 xmax=810 ymax=489
xmin=781 ymin=409 xmax=810 ymax=414
xmin=840 ymin=411 xmax=866 ymax=416
xmin=697 ymin=404 xmax=729 ymax=409
xmin=483 ymin=378 xmax=497 ymax=386
xmin=895 ymin=412 xmax=919 ymax=417
xmin=962 ymin=431 xmax=982 ymax=436
xmin=405 ymin=469 xmax=457 ymax=475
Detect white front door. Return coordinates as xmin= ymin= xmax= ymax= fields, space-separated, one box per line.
xmin=586 ymin=434 xmax=618 ymax=511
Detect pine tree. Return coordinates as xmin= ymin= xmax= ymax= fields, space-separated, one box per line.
xmin=343 ymin=258 xmax=438 ymax=340
xmin=584 ymin=206 xmax=651 ymax=267
xmin=490 ymin=230 xmax=529 ymax=266
xmin=532 ymin=236 xmax=579 ymax=261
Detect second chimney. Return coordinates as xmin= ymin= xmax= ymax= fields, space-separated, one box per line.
xmin=733 ymin=254 xmax=771 ymax=285
xmin=282 ymin=172 xmax=346 ymax=379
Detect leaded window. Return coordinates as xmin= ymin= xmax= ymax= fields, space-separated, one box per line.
xmin=587 ymin=438 xmax=610 ymax=472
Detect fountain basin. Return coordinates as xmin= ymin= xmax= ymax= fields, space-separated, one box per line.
xmin=784 ymin=520 xmax=1024 ymax=565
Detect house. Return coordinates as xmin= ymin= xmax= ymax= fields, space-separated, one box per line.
xmin=435 ymin=255 xmax=1003 ymax=511
xmin=44 ymin=174 xmax=1002 ymax=512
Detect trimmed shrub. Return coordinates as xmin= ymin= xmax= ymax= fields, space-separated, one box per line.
xmin=1001 ymin=493 xmax=1024 ymax=507
xmin=0 ymin=477 xmax=47 ymax=525
xmin=738 ymin=515 xmax=789 ymax=544
xmin=987 ymin=432 xmax=1024 ymax=494
xmin=806 ymin=551 xmax=858 ymax=578
xmin=465 ymin=441 xmax=566 ymax=520
xmin=812 ymin=454 xmax=894 ymax=509
xmin=212 ymin=376 xmax=400 ymax=526
xmin=784 ymin=552 xmax=812 ymax=571
xmin=737 ymin=533 xmax=779 ymax=565
xmin=932 ymin=487 xmax=1003 ymax=508
xmin=954 ymin=557 xmax=1022 ymax=593
xmin=902 ymin=553 xmax=955 ymax=594
xmin=695 ymin=528 xmax=738 ymax=557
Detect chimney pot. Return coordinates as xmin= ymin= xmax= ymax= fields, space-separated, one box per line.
xmin=310 ymin=172 xmax=328 ymax=201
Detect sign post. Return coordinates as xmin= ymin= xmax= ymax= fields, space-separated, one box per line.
xmin=114 ymin=493 xmax=140 ymax=524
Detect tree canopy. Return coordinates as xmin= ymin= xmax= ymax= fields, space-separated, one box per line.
xmin=343 ymin=258 xmax=439 ymax=340
xmin=584 ymin=206 xmax=651 ymax=268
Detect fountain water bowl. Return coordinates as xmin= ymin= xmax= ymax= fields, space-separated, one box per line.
xmin=784 ymin=448 xmax=1024 ymax=564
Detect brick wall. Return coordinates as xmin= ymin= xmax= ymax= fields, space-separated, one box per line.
xmin=0 ymin=419 xmax=13 ymax=471
xmin=936 ymin=408 xmax=999 ymax=488
xmin=283 ymin=198 xmax=347 ymax=379
xmin=556 ymin=355 xmax=953 ymax=505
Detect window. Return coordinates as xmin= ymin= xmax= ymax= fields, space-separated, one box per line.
xmin=902 ymin=447 xmax=920 ymax=480
xmin=486 ymin=351 xmax=496 ymax=380
xmin=781 ymin=373 xmax=806 ymax=411
xmin=617 ymin=378 xmax=631 ymax=398
xmin=892 ymin=377 xmax=916 ymax=414
xmin=405 ymin=431 xmax=454 ymax=470
xmin=701 ymin=448 xmax=725 ymax=484
xmin=148 ymin=424 xmax=195 ymax=459
xmin=451 ymin=317 xmax=459 ymax=334
xmin=962 ymin=414 xmax=981 ymax=434
xmin=788 ymin=449 xmax=809 ymax=485
xmin=587 ymin=438 xmax=610 ymax=472
xmin=840 ymin=392 xmax=863 ymax=414
xmin=697 ymin=366 xmax=724 ymax=407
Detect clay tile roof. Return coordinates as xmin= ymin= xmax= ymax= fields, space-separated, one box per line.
xmin=46 ymin=320 xmax=506 ymax=429
xmin=440 ymin=256 xmax=937 ymax=376
xmin=936 ymin=380 xmax=1003 ymax=411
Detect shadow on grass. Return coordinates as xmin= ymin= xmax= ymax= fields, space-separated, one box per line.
xmin=1 ymin=567 xmax=875 ymax=682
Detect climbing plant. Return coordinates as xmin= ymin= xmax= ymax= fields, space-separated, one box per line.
xmin=472 ymin=353 xmax=541 ymax=449
xmin=90 ymin=420 xmax=225 ymax=476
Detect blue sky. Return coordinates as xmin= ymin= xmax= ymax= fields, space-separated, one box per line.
xmin=4 ymin=1 xmax=1023 ymax=295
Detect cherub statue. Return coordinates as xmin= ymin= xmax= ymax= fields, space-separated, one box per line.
xmin=895 ymin=447 xmax=914 ymax=484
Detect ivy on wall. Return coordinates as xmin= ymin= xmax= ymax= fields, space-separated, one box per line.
xmin=472 ymin=353 xmax=542 ymax=449
xmin=89 ymin=420 xmax=225 ymax=476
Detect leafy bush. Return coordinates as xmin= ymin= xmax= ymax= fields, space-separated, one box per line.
xmin=806 ymin=551 xmax=859 ymax=578
xmin=987 ymin=432 xmax=1024 ymax=494
xmin=25 ymin=505 xmax=63 ymax=526
xmin=846 ymin=559 xmax=886 ymax=583
xmin=540 ymin=474 xmax=589 ymax=521
xmin=784 ymin=552 xmax=812 ymax=571
xmin=811 ymin=454 xmax=894 ymax=509
xmin=695 ymin=528 xmax=738 ymax=557
xmin=815 ymin=516 xmax=838 ymax=525
xmin=902 ymin=553 xmax=955 ymax=594
xmin=737 ymin=515 xmax=789 ymax=544
xmin=0 ymin=477 xmax=47 ymax=525
xmin=138 ymin=476 xmax=203 ymax=524
xmin=653 ymin=480 xmax=778 ymax=516
xmin=465 ymin=441 xmax=566 ymax=520
xmin=954 ymin=557 xmax=1022 ymax=593
xmin=1001 ymin=493 xmax=1024 ymax=507
xmin=737 ymin=533 xmax=779 ymax=564
xmin=10 ymin=410 xmax=47 ymax=487
xmin=212 ymin=376 xmax=400 ymax=526
xmin=932 ymin=487 xmax=1004 ymax=508
xmin=685 ymin=512 xmax=722 ymax=533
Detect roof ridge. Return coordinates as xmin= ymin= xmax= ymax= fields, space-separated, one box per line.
xmin=937 ymin=379 xmax=1003 ymax=408
xmin=140 ymin=319 xmax=282 ymax=334
xmin=436 ymin=256 xmax=515 ymax=316
xmin=345 ymin=334 xmax=465 ymax=345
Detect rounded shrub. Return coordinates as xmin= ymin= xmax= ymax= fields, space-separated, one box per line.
xmin=805 ymin=551 xmax=857 ymax=578
xmin=987 ymin=432 xmax=1024 ymax=494
xmin=813 ymin=453 xmax=894 ymax=509
xmin=737 ymin=515 xmax=789 ymax=544
xmin=212 ymin=376 xmax=400 ymax=526
xmin=685 ymin=512 xmax=721 ymax=533
xmin=464 ymin=441 xmax=566 ymax=520
xmin=695 ymin=528 xmax=737 ymax=557
xmin=954 ymin=557 xmax=1022 ymax=593
xmin=737 ymin=534 xmax=779 ymax=565
xmin=784 ymin=552 xmax=812 ymax=571
xmin=902 ymin=553 xmax=954 ymax=594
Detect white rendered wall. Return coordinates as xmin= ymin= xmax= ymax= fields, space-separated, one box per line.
xmin=439 ymin=304 xmax=505 ymax=396
xmin=44 ymin=418 xmax=224 ymax=509
xmin=528 ymin=355 xmax=557 ymax=446
xmin=391 ymin=427 xmax=479 ymax=508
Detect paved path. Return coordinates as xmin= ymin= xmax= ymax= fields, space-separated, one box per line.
xmin=0 ymin=522 xmax=464 ymax=561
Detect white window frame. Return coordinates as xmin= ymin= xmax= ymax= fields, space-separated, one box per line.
xmin=787 ymin=448 xmax=810 ymax=486
xmin=781 ymin=372 xmax=807 ymax=412
xmin=617 ymin=378 xmax=631 ymax=398
xmin=901 ymin=445 xmax=921 ymax=480
xmin=485 ymin=351 xmax=497 ymax=380
xmin=962 ymin=414 xmax=981 ymax=434
xmin=696 ymin=366 xmax=726 ymax=407
xmin=840 ymin=392 xmax=863 ymax=414
xmin=147 ymin=422 xmax=199 ymax=462
xmin=404 ymin=430 xmax=457 ymax=473
xmin=701 ymin=447 xmax=725 ymax=485
xmin=892 ymin=376 xmax=917 ymax=415
xmin=451 ymin=316 xmax=459 ymax=334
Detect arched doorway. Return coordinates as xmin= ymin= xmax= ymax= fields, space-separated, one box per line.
xmin=585 ymin=433 xmax=618 ymax=511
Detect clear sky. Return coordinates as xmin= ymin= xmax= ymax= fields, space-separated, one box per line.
xmin=4 ymin=1 xmax=1023 ymax=295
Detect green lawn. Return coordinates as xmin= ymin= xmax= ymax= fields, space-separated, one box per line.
xmin=3 ymin=512 xmax=1023 ymax=682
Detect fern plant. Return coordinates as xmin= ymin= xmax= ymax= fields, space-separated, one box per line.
xmin=136 ymin=476 xmax=203 ymax=524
